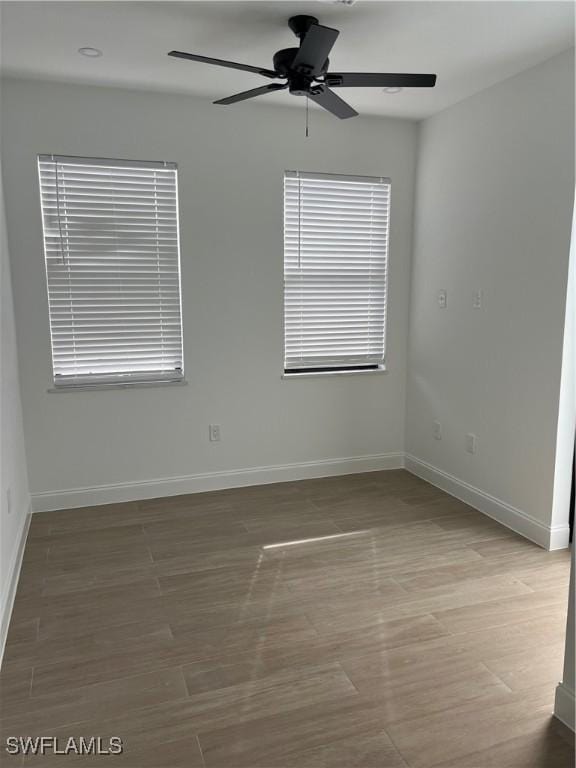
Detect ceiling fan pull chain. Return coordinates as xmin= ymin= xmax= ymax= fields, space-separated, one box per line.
xmin=305 ymin=96 xmax=309 ymax=137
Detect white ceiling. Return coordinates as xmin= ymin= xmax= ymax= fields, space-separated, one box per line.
xmin=1 ymin=1 xmax=574 ymax=120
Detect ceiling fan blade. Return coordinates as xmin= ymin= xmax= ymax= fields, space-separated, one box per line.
xmin=168 ymin=51 xmax=279 ymax=79
xmin=308 ymin=86 xmax=358 ymax=120
xmin=214 ymin=83 xmax=288 ymax=105
xmin=325 ymin=73 xmax=437 ymax=88
xmin=292 ymin=24 xmax=339 ymax=77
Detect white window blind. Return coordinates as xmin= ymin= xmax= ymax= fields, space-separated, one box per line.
xmin=283 ymin=170 xmax=390 ymax=373
xmin=38 ymin=155 xmax=184 ymax=388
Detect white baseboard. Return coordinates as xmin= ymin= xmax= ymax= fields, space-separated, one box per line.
xmin=549 ymin=526 xmax=572 ymax=551
xmin=405 ymin=454 xmax=570 ymax=551
xmin=31 ymin=452 xmax=406 ymax=512
xmin=554 ymin=683 xmax=575 ymax=732
xmin=0 ymin=508 xmax=31 ymax=666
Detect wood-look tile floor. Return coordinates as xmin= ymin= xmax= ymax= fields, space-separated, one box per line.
xmin=0 ymin=470 xmax=573 ymax=767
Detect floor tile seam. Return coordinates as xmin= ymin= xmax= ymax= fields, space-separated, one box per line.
xmin=27 ymin=661 xmax=193 ymax=704
xmin=477 ymin=661 xmax=514 ymax=694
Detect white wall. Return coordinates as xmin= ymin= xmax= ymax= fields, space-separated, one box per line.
xmin=0 ymin=153 xmax=30 ymax=656
xmin=0 ymin=78 xmax=418 ymax=509
xmin=551 ymin=197 xmax=575 ymax=536
xmin=406 ymin=50 xmax=574 ymax=549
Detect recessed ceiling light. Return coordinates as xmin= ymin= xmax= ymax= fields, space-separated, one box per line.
xmin=383 ymin=87 xmax=403 ymax=95
xmin=78 ymin=47 xmax=102 ymax=58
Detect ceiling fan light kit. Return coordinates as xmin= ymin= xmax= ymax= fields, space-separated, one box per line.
xmin=168 ymin=15 xmax=436 ymax=120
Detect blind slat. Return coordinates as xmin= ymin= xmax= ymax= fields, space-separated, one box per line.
xmin=38 ymin=155 xmax=184 ymax=386
xmin=284 ymin=171 xmax=389 ymax=371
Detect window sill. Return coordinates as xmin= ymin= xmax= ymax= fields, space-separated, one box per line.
xmin=282 ymin=367 xmax=387 ymax=380
xmin=47 ymin=379 xmax=188 ymax=393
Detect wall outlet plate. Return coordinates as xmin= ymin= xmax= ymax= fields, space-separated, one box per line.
xmin=465 ymin=433 xmax=477 ymax=454
xmin=433 ymin=421 xmax=442 ymax=440
xmin=438 ymin=289 xmax=447 ymax=309
xmin=209 ymin=424 xmax=221 ymax=442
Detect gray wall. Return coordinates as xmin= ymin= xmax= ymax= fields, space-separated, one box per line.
xmin=0 ymin=158 xmax=30 ymax=655
xmin=406 ymin=50 xmax=574 ymax=539
xmin=0 ymin=77 xmax=418 ymax=506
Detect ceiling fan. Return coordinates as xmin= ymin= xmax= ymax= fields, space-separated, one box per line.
xmin=168 ymin=15 xmax=436 ymax=119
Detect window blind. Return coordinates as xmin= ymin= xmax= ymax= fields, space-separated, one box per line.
xmin=283 ymin=170 xmax=390 ymax=373
xmin=38 ymin=155 xmax=184 ymax=387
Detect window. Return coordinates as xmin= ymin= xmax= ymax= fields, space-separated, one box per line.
xmin=38 ymin=155 xmax=184 ymax=388
xmin=283 ymin=171 xmax=390 ymax=374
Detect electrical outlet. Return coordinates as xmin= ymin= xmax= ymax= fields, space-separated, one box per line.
xmin=465 ymin=433 xmax=477 ymax=454
xmin=438 ymin=289 xmax=447 ymax=309
xmin=433 ymin=421 xmax=442 ymax=440
xmin=473 ymin=289 xmax=483 ymax=309
xmin=6 ymin=488 xmax=12 ymax=515
xmin=209 ymin=424 xmax=221 ymax=442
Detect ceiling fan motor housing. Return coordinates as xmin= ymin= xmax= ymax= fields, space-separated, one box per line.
xmin=273 ymin=47 xmax=329 ymax=95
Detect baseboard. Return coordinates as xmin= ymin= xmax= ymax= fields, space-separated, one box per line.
xmin=31 ymin=452 xmax=406 ymax=512
xmin=405 ymin=454 xmax=570 ymax=551
xmin=554 ymin=683 xmax=575 ymax=732
xmin=0 ymin=508 xmax=31 ymax=666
